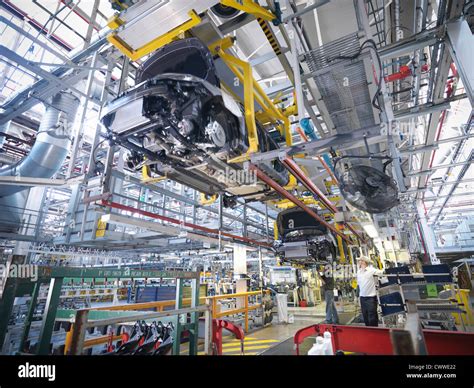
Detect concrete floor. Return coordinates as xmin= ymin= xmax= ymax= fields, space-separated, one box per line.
xmin=205 ymin=302 xmax=357 ymax=355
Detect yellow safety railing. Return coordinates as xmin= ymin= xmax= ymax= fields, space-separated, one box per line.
xmin=64 ymin=290 xmax=272 ymax=353
xmin=207 ymin=290 xmax=271 ymax=332
xmin=453 ymin=288 xmax=474 ymax=326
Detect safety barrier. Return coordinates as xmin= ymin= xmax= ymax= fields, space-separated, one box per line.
xmin=63 ymin=305 xmax=211 ymax=355
xmin=207 ymin=290 xmax=271 ymax=332
xmin=63 ymin=289 xmax=270 ymax=353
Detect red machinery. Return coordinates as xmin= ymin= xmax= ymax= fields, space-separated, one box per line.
xmin=294 ymin=324 xmax=474 ymax=355
xmin=385 ymin=64 xmax=429 ymax=83
xmin=212 ymin=319 xmax=245 ymax=355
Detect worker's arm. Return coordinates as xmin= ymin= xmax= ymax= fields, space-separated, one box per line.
xmin=316 ymin=271 xmax=326 ymax=285
xmin=368 ymin=266 xmax=384 ymax=277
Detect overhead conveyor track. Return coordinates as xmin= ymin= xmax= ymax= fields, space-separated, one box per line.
xmin=0 ymin=1 xmax=473 ymax=367
xmin=249 ymin=163 xmax=350 ymax=243
xmin=281 ymin=157 xmax=365 ymax=243
xmin=99 ymin=200 xmax=272 ymax=249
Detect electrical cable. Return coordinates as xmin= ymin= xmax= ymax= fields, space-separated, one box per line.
xmin=91 ymin=137 xmax=108 ymax=167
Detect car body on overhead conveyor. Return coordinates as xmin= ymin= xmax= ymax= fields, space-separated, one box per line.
xmin=273 ymin=206 xmax=338 ymax=267
xmin=100 ymin=37 xmax=288 ymax=207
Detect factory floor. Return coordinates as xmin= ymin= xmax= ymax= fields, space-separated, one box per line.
xmin=197 ymin=302 xmax=357 ymax=355
xmin=251 ymin=304 xmax=356 ymax=355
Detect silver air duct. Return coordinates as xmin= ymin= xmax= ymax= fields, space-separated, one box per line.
xmin=0 ymin=190 xmax=28 ymax=233
xmin=0 ymin=91 xmax=80 ymax=233
xmin=0 ymin=121 xmax=11 ymax=149
xmin=0 ymin=92 xmax=80 ymax=197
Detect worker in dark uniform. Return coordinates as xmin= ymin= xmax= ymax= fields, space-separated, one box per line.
xmin=320 ymin=270 xmax=339 ymax=324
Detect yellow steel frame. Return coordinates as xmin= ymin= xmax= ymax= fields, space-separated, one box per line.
xmin=107 ymin=15 xmax=124 ymax=30
xmin=107 ymin=0 xmax=276 ymax=62
xmin=220 ymin=0 xmax=276 ymax=21
xmin=141 ymin=165 xmax=167 ymax=184
xmin=453 ymin=288 xmax=474 ymax=325
xmin=336 ymin=223 xmax=347 ymax=263
xmin=273 ymin=195 xmax=342 ymax=210
xmin=208 ymin=36 xmax=235 ymax=54
xmin=281 ymin=104 xmax=297 ymax=117
xmin=274 ymin=196 xmax=319 ymax=209
xmin=213 ymin=39 xmax=293 ymax=144
xmin=212 ymin=38 xmax=297 ymax=188
xmin=107 ymin=10 xmax=202 ymax=61
xmin=215 ymin=48 xmax=259 ymax=163
xmin=200 ymin=193 xmax=218 ymax=205
xmin=95 ymin=218 xmax=107 ymax=238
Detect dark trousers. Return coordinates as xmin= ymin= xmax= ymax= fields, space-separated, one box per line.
xmin=360 ymin=296 xmax=379 ymax=327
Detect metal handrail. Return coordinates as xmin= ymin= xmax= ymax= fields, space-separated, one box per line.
xmin=206 ymin=290 xmax=271 ymax=332
xmin=67 ymin=304 xmax=211 ymax=355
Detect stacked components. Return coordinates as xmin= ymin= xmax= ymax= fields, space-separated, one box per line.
xmin=111 ymin=321 xmax=174 ymax=355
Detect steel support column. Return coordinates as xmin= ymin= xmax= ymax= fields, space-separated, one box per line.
xmin=189 ymin=277 xmax=200 ymax=356
xmin=37 ymin=277 xmax=64 ymax=354
xmin=173 ymin=278 xmax=183 ymax=356
xmin=416 ymin=200 xmax=439 ymax=264
xmin=67 ymin=309 xmax=89 ymax=355
xmin=19 ymin=281 xmax=41 ymax=352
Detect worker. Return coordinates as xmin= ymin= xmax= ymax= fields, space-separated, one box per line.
xmin=356 ymin=256 xmax=384 ymax=327
xmin=319 ymin=270 xmax=339 ymax=324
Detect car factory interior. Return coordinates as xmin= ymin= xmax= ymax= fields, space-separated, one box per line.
xmin=0 ymin=0 xmax=473 ymax=359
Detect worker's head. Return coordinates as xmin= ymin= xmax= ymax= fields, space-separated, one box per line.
xmin=357 ymin=256 xmax=371 ymax=269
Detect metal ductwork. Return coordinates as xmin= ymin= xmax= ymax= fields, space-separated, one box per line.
xmin=0 ymin=92 xmax=80 ymax=197
xmin=0 ymin=121 xmax=11 ymax=149
xmin=0 ymin=190 xmax=28 ymax=234
xmin=0 ymin=154 xmax=19 ymax=165
xmin=0 ymin=91 xmax=80 ymax=233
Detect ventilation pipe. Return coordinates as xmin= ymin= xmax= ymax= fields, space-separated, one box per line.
xmin=0 ymin=121 xmax=11 ymax=149
xmin=0 ymin=91 xmax=80 ymax=232
xmin=0 ymin=92 xmax=80 ymax=196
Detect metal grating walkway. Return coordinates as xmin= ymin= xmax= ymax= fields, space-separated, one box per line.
xmin=301 ymin=33 xmax=377 ymax=134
